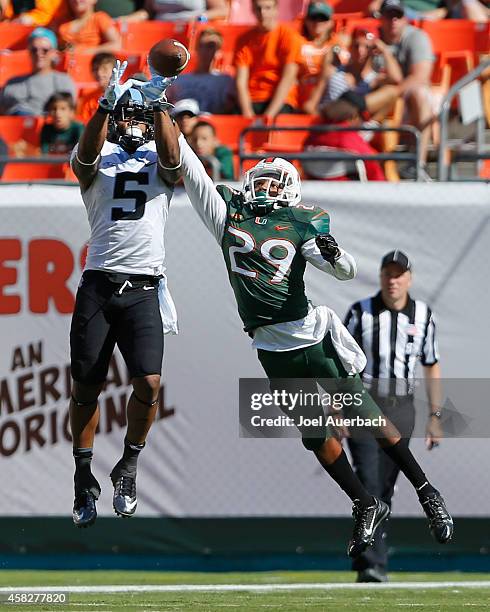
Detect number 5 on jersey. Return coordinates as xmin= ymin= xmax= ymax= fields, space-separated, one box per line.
xmin=111 ymin=172 xmax=149 ymax=221
xmin=228 ymin=226 xmax=296 ymax=284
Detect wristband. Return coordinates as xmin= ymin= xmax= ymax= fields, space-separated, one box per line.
xmin=429 ymin=411 xmax=442 ymax=419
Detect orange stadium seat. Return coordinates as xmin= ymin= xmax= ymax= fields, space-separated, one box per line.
xmin=475 ymin=22 xmax=490 ymax=58
xmin=0 ymin=116 xmax=43 ymax=152
xmin=421 ymin=20 xmax=477 ymax=56
xmin=421 ymin=20 xmax=476 ymax=85
xmin=0 ymin=162 xmax=67 ymax=181
xmin=0 ymin=23 xmax=36 ymax=50
xmin=119 ymin=21 xmax=190 ymax=55
xmin=203 ymin=115 xmax=253 ymax=152
xmin=263 ymin=114 xmax=320 ymax=153
xmin=0 ymin=50 xmax=32 ymax=87
xmin=480 ymin=159 xmax=490 ymax=179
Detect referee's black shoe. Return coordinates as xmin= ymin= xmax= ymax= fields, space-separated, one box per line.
xmin=419 ymin=490 xmax=453 ymax=544
xmin=348 ymin=497 xmax=390 ymax=558
xmin=72 ymin=473 xmax=101 ymax=528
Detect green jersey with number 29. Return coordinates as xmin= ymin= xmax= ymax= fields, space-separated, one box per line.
xmin=218 ymin=184 xmax=330 ymax=332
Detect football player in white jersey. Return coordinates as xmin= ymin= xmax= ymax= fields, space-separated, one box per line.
xmin=69 ymin=61 xmax=180 ymax=527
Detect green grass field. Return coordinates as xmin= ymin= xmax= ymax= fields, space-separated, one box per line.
xmin=1 ymin=571 xmax=490 ymax=611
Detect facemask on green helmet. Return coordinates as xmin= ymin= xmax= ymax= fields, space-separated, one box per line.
xmin=242 ymin=157 xmax=301 ymax=216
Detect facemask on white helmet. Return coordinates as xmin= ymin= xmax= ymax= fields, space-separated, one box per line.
xmin=242 ymin=157 xmax=301 ymax=216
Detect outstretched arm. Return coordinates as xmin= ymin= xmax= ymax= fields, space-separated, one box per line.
xmin=71 ymin=60 xmax=136 ymax=191
xmin=301 ymin=235 xmax=357 ymax=280
xmin=154 ymin=109 xmax=181 ymax=185
xmin=178 ymin=128 xmax=227 ymax=243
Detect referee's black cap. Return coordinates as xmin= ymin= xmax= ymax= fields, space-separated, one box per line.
xmin=381 ymin=250 xmax=411 ymax=271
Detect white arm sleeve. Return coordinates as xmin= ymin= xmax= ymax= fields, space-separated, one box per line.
xmin=180 ymin=134 xmax=227 ymax=243
xmin=301 ymin=238 xmax=357 ymax=280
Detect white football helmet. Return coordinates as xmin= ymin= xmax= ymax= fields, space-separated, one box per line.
xmin=242 ymin=157 xmax=301 ymax=215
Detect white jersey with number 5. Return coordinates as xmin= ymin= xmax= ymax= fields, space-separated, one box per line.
xmin=71 ymin=140 xmax=173 ymax=276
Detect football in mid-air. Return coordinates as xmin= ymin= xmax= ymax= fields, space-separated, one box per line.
xmin=148 ymin=38 xmax=190 ymax=77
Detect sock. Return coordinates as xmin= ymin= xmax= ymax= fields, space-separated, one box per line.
xmin=382 ymin=439 xmax=436 ymax=496
xmin=73 ymin=447 xmax=93 ymax=474
xmin=73 ymin=447 xmax=98 ymax=495
xmin=323 ymin=450 xmax=374 ymax=507
xmin=116 ymin=438 xmax=145 ymax=476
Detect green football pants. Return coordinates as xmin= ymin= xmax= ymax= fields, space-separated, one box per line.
xmin=257 ymin=332 xmax=386 ymax=450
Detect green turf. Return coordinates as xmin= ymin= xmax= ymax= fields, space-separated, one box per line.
xmin=0 ymin=571 xmax=489 ymax=611
xmin=1 ymin=570 xmax=490 ymax=586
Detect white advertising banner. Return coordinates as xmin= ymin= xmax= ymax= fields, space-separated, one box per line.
xmin=0 ymin=182 xmax=489 ymax=517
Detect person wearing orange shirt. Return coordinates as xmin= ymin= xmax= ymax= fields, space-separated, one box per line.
xmin=298 ymin=2 xmax=337 ymax=111
xmin=234 ymin=0 xmax=302 ymax=119
xmin=0 ymin=0 xmax=67 ymax=26
xmin=58 ymin=0 xmax=121 ymax=54
xmin=76 ymin=52 xmax=117 ymax=123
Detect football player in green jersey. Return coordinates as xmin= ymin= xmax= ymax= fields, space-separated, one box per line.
xmin=178 ymin=135 xmax=453 ymax=558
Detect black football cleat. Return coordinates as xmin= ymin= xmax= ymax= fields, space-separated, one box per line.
xmin=110 ymin=466 xmax=137 ymax=518
xmin=72 ymin=473 xmax=101 ymax=528
xmin=348 ymin=497 xmax=390 ymax=558
xmin=357 ymin=566 xmax=388 ymax=583
xmin=420 ymin=491 xmax=453 ymax=544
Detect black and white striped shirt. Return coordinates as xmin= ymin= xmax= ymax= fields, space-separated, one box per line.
xmin=344 ymin=292 xmax=439 ymax=396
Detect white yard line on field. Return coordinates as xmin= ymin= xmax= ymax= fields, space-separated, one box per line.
xmin=0 ymin=582 xmax=490 ymax=594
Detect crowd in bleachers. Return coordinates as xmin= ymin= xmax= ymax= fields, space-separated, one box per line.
xmin=0 ymin=0 xmax=488 ymax=181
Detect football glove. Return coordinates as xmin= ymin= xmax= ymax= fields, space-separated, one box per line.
xmin=99 ymin=60 xmax=134 ymax=111
xmin=315 ymin=233 xmax=341 ymax=266
xmin=139 ymin=74 xmax=177 ymax=111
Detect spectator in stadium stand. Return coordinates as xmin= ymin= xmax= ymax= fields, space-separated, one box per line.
xmin=423 ymin=0 xmax=489 ymax=21
xmin=305 ymin=25 xmax=402 ymax=114
xmin=166 ymin=28 xmax=236 ymax=114
xmin=234 ymin=0 xmax=303 ymax=119
xmin=369 ymin=0 xmax=488 ymax=21
xmin=40 ymin=91 xmax=84 ymax=154
xmin=58 ymin=0 xmax=121 ymax=54
xmin=76 ymin=52 xmax=117 ymax=123
xmin=95 ymin=0 xmax=147 ymax=22
xmin=170 ymin=98 xmax=202 ymax=140
xmin=298 ymin=2 xmax=338 ymax=111
xmin=190 ymin=120 xmax=234 ymax=179
xmin=0 ymin=0 xmax=67 ymax=25
xmin=138 ymin=0 xmax=228 ymax=22
xmin=0 ymin=27 xmax=76 ymax=116
xmin=376 ymin=0 xmax=435 ymax=178
xmin=302 ymin=93 xmax=388 ymax=181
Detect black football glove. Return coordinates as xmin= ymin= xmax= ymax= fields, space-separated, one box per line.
xmin=315 ymin=233 xmax=341 ymax=266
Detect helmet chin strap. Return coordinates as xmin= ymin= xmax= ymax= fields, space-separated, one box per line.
xmin=250 ymin=191 xmax=274 ymax=216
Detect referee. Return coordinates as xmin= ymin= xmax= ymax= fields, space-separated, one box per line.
xmin=344 ymin=250 xmax=443 ymax=583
